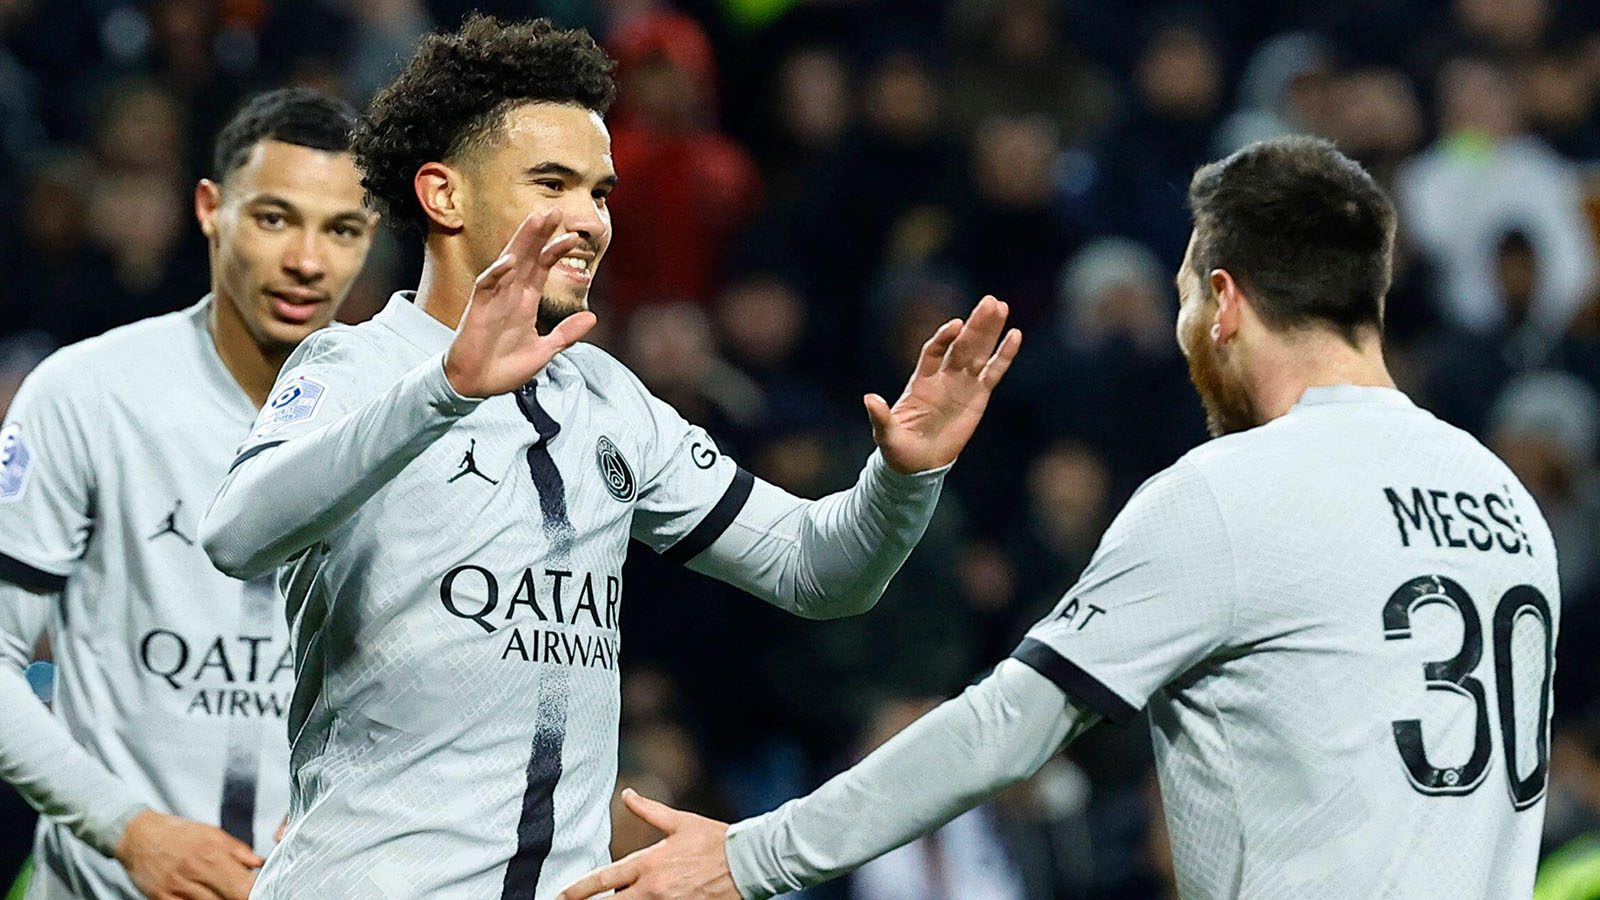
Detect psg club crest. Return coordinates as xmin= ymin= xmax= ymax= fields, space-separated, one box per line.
xmin=595 ymin=435 xmax=635 ymax=502
xmin=0 ymin=423 xmax=31 ymax=503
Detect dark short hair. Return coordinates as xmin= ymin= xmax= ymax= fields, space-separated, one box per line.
xmin=1187 ymin=136 xmax=1396 ymax=343
xmin=352 ymin=14 xmax=617 ymax=235
xmin=212 ymin=87 xmax=358 ymax=182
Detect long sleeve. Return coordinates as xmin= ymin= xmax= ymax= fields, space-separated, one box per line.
xmin=723 ymin=659 xmax=1097 ymax=898
xmin=688 ymin=451 xmax=946 ymax=619
xmin=0 ymin=583 xmax=145 ymax=857
xmin=202 ymin=344 xmax=479 ymax=580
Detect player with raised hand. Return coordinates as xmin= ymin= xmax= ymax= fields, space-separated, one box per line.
xmin=0 ymin=88 xmax=375 ymax=900
xmin=560 ymin=137 xmax=1560 ymax=900
xmin=199 ymin=15 xmax=1018 ymax=900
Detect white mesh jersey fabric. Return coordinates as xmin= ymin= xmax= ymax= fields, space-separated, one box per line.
xmin=1014 ymin=386 xmax=1557 ymax=899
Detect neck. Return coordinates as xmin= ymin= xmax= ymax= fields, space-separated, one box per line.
xmin=208 ymin=294 xmax=292 ymax=408
xmin=1247 ymin=328 xmax=1395 ymax=423
xmin=415 ymin=234 xmax=475 ymax=330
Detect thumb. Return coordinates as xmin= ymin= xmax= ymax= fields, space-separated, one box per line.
xmin=863 ymin=393 xmax=892 ymax=441
xmin=623 ymin=788 xmax=687 ymax=834
xmin=544 ymin=310 xmax=598 ymax=351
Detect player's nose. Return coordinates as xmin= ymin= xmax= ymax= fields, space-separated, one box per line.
xmin=283 ymin=232 xmax=326 ymax=281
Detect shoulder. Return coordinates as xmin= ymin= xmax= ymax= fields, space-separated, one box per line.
xmin=1121 ymin=458 xmax=1221 ymax=525
xmin=15 ymin=307 xmax=199 ymax=406
xmin=284 ymin=321 xmax=390 ymax=368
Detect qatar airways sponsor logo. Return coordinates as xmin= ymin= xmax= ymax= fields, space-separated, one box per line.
xmin=137 ymin=630 xmax=293 ymax=718
xmin=438 ymin=564 xmax=621 ymax=670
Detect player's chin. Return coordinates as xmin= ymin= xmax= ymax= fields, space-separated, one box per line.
xmin=257 ymin=307 xmax=335 ymax=348
xmin=538 ymin=288 xmax=592 ymax=328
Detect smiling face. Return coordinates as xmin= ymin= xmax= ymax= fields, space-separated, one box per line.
xmin=198 ymin=139 xmax=374 ymax=351
xmin=458 ymin=102 xmax=616 ymax=330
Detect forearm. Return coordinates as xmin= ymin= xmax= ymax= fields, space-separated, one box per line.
xmin=723 ymin=660 xmax=1096 ymax=898
xmin=0 ymin=586 xmax=144 ymax=856
xmin=201 ymin=355 xmax=479 ymax=578
xmin=691 ymin=450 xmax=945 ymax=618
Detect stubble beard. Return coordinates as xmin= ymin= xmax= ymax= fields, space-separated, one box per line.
xmin=1183 ymin=319 xmax=1259 ymax=438
xmin=537 ymin=293 xmax=588 ymax=335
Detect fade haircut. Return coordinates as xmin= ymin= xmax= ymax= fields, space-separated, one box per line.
xmin=1187 ymin=136 xmax=1397 ymax=344
xmin=212 ymin=88 xmax=358 ymax=183
xmin=352 ymin=14 xmax=617 ymax=235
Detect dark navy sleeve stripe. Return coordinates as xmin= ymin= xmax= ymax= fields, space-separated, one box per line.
xmin=0 ymin=552 xmax=68 ymax=593
xmin=228 ymin=440 xmax=286 ymax=474
xmin=1011 ymin=638 xmax=1139 ymax=725
xmin=660 ymin=467 xmax=755 ymax=565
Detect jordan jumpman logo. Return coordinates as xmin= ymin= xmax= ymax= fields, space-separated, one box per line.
xmin=149 ymin=499 xmax=194 ymax=544
xmin=450 ymin=439 xmax=499 ymax=484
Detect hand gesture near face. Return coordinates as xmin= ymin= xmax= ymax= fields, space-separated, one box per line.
xmin=443 ymin=211 xmax=598 ymax=398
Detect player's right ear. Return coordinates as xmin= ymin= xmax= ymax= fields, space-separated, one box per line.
xmin=194 ymin=179 xmax=222 ymax=241
xmin=415 ymin=162 xmax=466 ymax=232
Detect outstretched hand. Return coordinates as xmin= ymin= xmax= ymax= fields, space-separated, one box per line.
xmin=443 ymin=210 xmax=598 ymax=398
xmin=867 ymin=295 xmax=1021 ymax=474
xmin=557 ymin=789 xmax=739 ymax=900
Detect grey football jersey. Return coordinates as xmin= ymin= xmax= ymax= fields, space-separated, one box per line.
xmin=0 ymin=300 xmax=292 ymax=898
xmin=230 ymin=294 xmax=747 ymax=899
xmin=1012 ymin=386 xmax=1558 ymax=898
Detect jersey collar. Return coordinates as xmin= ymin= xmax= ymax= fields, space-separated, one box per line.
xmin=374 ymin=291 xmax=455 ymax=352
xmin=1292 ymin=385 xmax=1415 ymax=410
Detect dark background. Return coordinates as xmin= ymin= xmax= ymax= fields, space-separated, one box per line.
xmin=5 ymin=0 xmax=1600 ymax=896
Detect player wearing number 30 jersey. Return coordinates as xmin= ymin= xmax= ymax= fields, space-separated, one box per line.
xmin=559 ymin=138 xmax=1559 ymax=900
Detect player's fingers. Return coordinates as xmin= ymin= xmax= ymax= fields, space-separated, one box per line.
xmin=862 ymin=393 xmax=892 ymax=439
xmin=473 ymin=252 xmax=517 ymax=294
xmin=557 ymin=858 xmax=642 ymax=900
xmin=541 ymin=310 xmax=598 ymax=351
xmin=914 ymin=319 xmax=962 ymax=378
xmin=208 ymin=863 xmax=257 ymax=900
xmin=978 ymin=328 xmax=1023 ymax=390
xmin=621 ymin=788 xmax=689 ymax=834
xmin=943 ymin=296 xmax=1008 ymax=373
xmin=227 ymin=841 xmax=266 ymax=868
xmin=172 ymin=879 xmax=229 ymax=900
xmin=503 ymin=209 xmax=559 ymax=263
xmin=535 ymin=231 xmax=585 ymax=272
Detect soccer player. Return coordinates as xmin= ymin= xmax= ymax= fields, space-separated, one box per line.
xmin=0 ymin=88 xmax=375 ymax=900
xmin=198 ymin=15 xmax=1019 ymax=900
xmin=559 ymin=137 xmax=1561 ymax=900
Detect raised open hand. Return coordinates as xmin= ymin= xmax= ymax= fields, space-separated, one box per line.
xmin=443 ymin=210 xmax=598 ymax=398
xmin=867 ymin=295 xmax=1022 ymax=474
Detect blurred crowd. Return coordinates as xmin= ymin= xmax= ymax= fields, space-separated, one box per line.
xmin=6 ymin=0 xmax=1600 ymax=896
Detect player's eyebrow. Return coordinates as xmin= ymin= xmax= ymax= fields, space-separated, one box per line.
xmin=523 ymin=162 xmax=619 ymax=188
xmin=246 ymin=194 xmax=295 ymax=209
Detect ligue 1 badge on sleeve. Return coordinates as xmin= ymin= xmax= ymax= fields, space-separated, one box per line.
xmin=0 ymin=423 xmax=31 ymax=503
xmin=595 ymin=435 xmax=636 ymax=502
xmin=252 ymin=376 xmax=328 ymax=438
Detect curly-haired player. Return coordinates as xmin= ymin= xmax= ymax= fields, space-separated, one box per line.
xmin=200 ymin=15 xmax=1020 ymax=900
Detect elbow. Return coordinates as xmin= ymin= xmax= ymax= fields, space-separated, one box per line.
xmin=199 ymin=517 xmax=270 ymax=582
xmin=794 ymin=585 xmax=883 ymax=621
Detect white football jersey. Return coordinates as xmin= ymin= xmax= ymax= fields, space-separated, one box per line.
xmin=0 ymin=300 xmax=292 ymax=898
xmin=230 ymin=294 xmax=745 ymax=899
xmin=1013 ymin=386 xmax=1558 ymax=899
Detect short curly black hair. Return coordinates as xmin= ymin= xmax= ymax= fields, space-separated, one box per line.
xmin=352 ymin=15 xmax=617 ymax=235
xmin=212 ymin=87 xmax=358 ymax=183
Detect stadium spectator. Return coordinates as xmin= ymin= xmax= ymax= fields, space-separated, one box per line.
xmin=1396 ymin=54 xmax=1599 ymax=336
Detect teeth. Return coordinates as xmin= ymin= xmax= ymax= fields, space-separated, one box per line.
xmin=560 ymin=257 xmax=589 ymax=271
